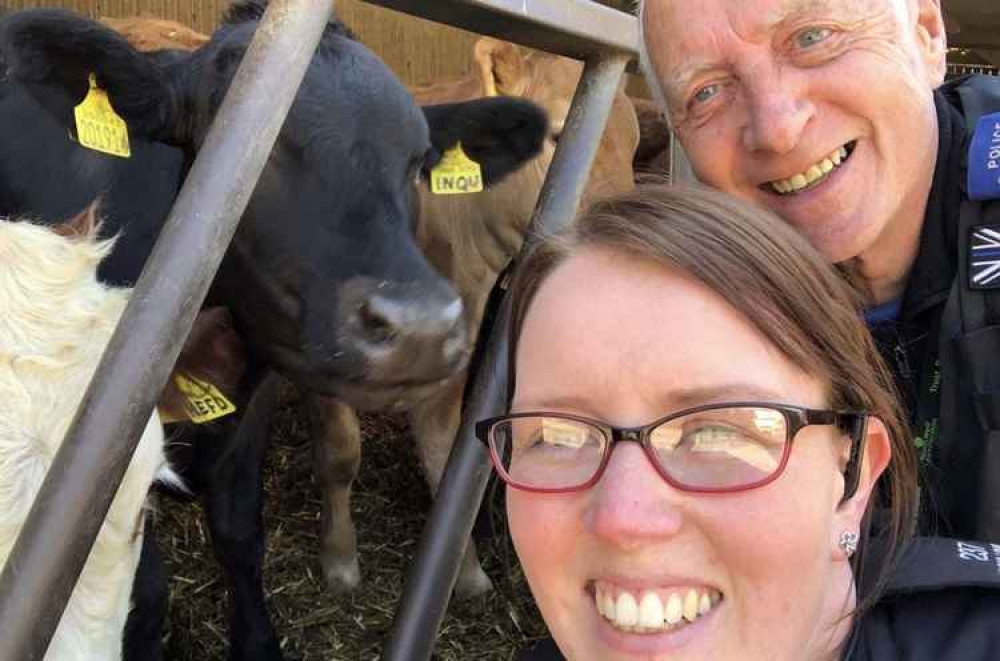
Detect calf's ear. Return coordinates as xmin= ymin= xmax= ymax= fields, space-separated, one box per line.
xmin=422 ymin=97 xmax=549 ymax=187
xmin=0 ymin=9 xmax=182 ymax=142
xmin=473 ymin=38 xmax=531 ymax=98
xmin=99 ymin=17 xmax=210 ymax=53
xmin=53 ymin=201 xmax=102 ymax=239
xmin=631 ymin=97 xmax=671 ymax=171
xmin=158 ymin=307 xmax=247 ymax=424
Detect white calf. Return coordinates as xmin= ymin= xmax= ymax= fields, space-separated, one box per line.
xmin=0 ymin=206 xmax=176 ymax=660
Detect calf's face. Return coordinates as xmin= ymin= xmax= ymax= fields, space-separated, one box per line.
xmin=228 ymin=41 xmax=481 ymax=407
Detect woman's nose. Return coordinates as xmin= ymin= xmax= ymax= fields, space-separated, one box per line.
xmin=584 ymin=443 xmax=684 ymax=550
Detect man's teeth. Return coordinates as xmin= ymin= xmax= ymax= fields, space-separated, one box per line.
xmin=770 ymin=145 xmax=849 ymax=195
xmin=595 ymin=585 xmax=722 ymax=633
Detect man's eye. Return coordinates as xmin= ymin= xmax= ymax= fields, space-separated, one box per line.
xmin=692 ymin=83 xmax=720 ymax=105
xmin=796 ymin=27 xmax=832 ymax=48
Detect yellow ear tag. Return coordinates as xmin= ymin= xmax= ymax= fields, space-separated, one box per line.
xmin=73 ymin=73 xmax=131 ymax=158
xmin=430 ymin=142 xmax=484 ymax=195
xmin=170 ymin=373 xmax=237 ymax=424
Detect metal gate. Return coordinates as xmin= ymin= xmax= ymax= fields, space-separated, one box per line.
xmin=0 ymin=1 xmax=645 ymax=658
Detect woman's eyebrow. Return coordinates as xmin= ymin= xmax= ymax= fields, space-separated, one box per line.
xmin=511 ymin=384 xmax=790 ymax=416
xmin=663 ymin=384 xmax=789 ymax=410
xmin=510 ymin=394 xmax=596 ymax=414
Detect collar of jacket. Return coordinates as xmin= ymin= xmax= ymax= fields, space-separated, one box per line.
xmin=897 ymin=90 xmax=968 ymax=321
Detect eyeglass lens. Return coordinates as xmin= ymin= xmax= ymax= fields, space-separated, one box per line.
xmin=491 ymin=407 xmax=789 ymax=491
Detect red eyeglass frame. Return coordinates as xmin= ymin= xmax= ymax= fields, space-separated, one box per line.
xmin=475 ymin=402 xmax=868 ymax=497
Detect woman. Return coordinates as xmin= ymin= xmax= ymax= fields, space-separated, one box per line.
xmin=476 ymin=185 xmax=1000 ymax=660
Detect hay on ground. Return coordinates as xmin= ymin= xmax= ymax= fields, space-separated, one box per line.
xmin=158 ymin=384 xmax=545 ymax=660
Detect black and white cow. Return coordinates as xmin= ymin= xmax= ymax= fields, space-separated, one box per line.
xmin=0 ymin=3 xmax=547 ymax=659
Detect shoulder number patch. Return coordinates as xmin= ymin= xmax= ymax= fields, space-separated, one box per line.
xmin=968 ymin=111 xmax=1000 ymax=201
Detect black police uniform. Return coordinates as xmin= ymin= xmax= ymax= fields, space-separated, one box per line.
xmin=514 ymin=537 xmax=1000 ymax=660
xmin=866 ymin=75 xmax=1000 ymax=541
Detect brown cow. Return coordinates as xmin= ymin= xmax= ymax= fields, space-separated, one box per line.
xmin=631 ymin=96 xmax=672 ymax=178
xmin=100 ymin=16 xmax=209 ymax=51
xmin=309 ymin=38 xmax=639 ymax=598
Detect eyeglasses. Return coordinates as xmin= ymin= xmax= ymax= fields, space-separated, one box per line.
xmin=476 ymin=403 xmax=867 ymax=496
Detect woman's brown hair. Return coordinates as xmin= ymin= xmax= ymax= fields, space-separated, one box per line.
xmin=505 ymin=183 xmax=917 ymax=612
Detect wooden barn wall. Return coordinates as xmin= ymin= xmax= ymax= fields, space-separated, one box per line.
xmin=7 ymin=0 xmax=223 ymax=35
xmin=6 ymin=1 xmax=637 ymax=86
xmin=6 ymin=0 xmax=486 ymax=84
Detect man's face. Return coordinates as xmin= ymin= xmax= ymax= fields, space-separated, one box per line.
xmin=642 ymin=0 xmax=946 ymax=264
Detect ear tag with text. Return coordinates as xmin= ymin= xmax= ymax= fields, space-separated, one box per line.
xmin=167 ymin=374 xmax=237 ymax=424
xmin=431 ymin=142 xmax=484 ymax=195
xmin=74 ymin=73 xmax=131 ymax=158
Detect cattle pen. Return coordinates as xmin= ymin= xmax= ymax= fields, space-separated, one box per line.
xmin=0 ymin=1 xmax=673 ymax=659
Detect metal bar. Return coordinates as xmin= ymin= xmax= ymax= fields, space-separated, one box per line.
xmin=384 ymin=52 xmax=631 ymax=661
xmin=363 ymin=0 xmax=637 ymax=61
xmin=0 ymin=1 xmax=333 ymax=657
xmin=670 ymin=140 xmax=696 ymax=183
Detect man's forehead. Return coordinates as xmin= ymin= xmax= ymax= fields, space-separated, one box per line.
xmin=644 ymin=0 xmax=897 ymax=94
xmin=646 ymin=0 xmax=890 ymax=26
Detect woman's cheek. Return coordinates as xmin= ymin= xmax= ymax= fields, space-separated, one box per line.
xmin=508 ymin=491 xmax=580 ymax=576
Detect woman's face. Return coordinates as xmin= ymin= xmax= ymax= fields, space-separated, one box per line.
xmin=507 ymin=248 xmax=875 ymax=661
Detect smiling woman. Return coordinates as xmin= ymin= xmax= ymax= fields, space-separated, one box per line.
xmin=480 ymin=185 xmax=1000 ymax=661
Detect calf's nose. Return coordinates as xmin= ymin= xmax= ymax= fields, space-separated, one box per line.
xmin=343 ymin=281 xmax=469 ymax=379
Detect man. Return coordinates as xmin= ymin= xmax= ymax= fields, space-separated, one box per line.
xmin=639 ymin=0 xmax=1000 ymax=541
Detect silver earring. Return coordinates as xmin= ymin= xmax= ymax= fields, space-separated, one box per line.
xmin=839 ymin=531 xmax=859 ymax=558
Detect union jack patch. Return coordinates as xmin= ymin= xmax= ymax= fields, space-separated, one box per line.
xmin=970 ymin=225 xmax=1000 ymax=289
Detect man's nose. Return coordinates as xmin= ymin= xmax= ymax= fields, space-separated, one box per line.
xmin=584 ymin=443 xmax=684 ymax=550
xmin=741 ymin=69 xmax=813 ymax=155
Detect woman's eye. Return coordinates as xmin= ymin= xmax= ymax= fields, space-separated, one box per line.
xmin=685 ymin=425 xmax=742 ymax=447
xmin=796 ymin=27 xmax=832 ymax=49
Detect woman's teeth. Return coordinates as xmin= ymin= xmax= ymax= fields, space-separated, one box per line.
xmin=595 ymin=585 xmax=722 ymax=634
xmin=769 ymin=144 xmax=851 ymax=195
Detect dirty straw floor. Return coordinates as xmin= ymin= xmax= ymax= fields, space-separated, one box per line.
xmin=157 ymin=384 xmax=545 ymax=660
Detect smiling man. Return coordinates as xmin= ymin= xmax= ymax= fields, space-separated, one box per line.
xmin=640 ymin=0 xmax=1000 ymax=542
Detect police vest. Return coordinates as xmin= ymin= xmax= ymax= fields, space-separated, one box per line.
xmin=940 ymin=75 xmax=1000 ymax=541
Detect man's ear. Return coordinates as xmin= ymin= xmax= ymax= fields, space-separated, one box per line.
xmin=832 ymin=415 xmax=891 ymax=557
xmin=913 ymin=0 xmax=948 ymax=87
xmin=473 ymin=37 xmax=530 ymax=97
